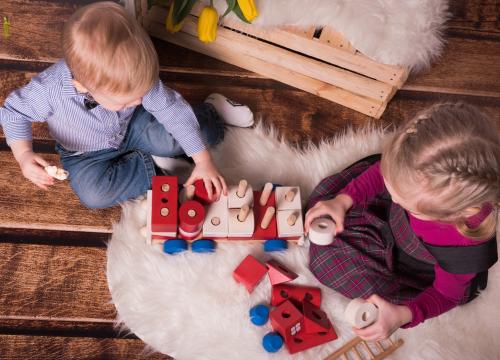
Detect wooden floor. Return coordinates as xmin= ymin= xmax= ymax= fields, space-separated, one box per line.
xmin=0 ymin=1 xmax=498 ymax=359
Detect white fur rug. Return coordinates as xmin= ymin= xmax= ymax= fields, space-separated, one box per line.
xmin=206 ymin=0 xmax=449 ymax=71
xmin=107 ymin=125 xmax=500 ymax=360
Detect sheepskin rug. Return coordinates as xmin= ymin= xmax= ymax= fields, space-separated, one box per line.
xmin=107 ymin=125 xmax=500 ymax=360
xmin=206 ymin=0 xmax=449 ymax=71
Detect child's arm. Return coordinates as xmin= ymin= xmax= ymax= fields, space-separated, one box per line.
xmin=184 ymin=149 xmax=228 ymax=200
xmin=305 ymin=161 xmax=384 ymax=233
xmin=1 ymin=69 xmax=55 ymax=189
xmin=10 ymin=140 xmax=54 ymax=190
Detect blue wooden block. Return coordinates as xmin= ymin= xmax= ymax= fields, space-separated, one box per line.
xmin=191 ymin=239 xmax=216 ymax=253
xmin=262 ymin=332 xmax=283 ymax=353
xmin=163 ymin=239 xmax=188 ymax=254
xmin=249 ymin=304 xmax=269 ymax=326
xmin=263 ymin=239 xmax=288 ymax=252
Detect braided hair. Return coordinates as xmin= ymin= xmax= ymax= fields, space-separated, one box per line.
xmin=381 ymin=103 xmax=499 ymax=240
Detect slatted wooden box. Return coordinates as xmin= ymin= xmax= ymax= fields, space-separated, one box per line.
xmin=128 ymin=1 xmax=409 ymax=118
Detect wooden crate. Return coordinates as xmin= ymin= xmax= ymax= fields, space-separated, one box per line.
xmin=130 ymin=1 xmax=409 ymax=118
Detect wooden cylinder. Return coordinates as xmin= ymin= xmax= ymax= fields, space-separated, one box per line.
xmin=260 ymin=206 xmax=275 ymax=229
xmin=161 ymin=183 xmax=170 ymax=192
xmin=185 ymin=184 xmax=195 ymax=200
xmin=287 ymin=212 xmax=297 ymax=226
xmin=160 ymin=207 xmax=169 ymax=216
xmin=237 ymin=204 xmax=250 ymax=222
xmin=285 ymin=188 xmax=296 ymax=202
xmin=211 ymin=216 xmax=221 ymax=226
xmin=237 ymin=179 xmax=248 ymax=198
xmin=260 ymin=182 xmax=273 ymax=206
xmin=188 ymin=209 xmax=196 ymax=218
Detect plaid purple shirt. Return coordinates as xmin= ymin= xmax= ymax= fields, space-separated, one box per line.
xmin=0 ymin=60 xmax=205 ymax=156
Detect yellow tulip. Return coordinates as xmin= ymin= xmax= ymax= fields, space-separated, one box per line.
xmin=166 ymin=5 xmax=184 ymax=33
xmin=198 ymin=6 xmax=219 ymax=43
xmin=237 ymin=0 xmax=258 ymax=22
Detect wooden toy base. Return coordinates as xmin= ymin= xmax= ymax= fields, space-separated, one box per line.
xmin=135 ymin=2 xmax=409 ymax=118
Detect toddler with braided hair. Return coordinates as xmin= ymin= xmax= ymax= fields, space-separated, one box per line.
xmin=304 ymin=103 xmax=499 ymax=340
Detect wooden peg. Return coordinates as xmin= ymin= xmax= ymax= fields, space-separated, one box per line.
xmin=287 ymin=212 xmax=298 ymax=226
xmin=261 ymin=206 xmax=275 ymax=229
xmin=238 ymin=204 xmax=250 ymax=222
xmin=161 ymin=183 xmax=170 ymax=192
xmin=237 ymin=179 xmax=248 ymax=198
xmin=285 ymin=188 xmax=297 ymax=202
xmin=160 ymin=208 xmax=169 ymax=216
xmin=211 ymin=216 xmax=221 ymax=226
xmin=188 ymin=209 xmax=196 ymax=218
xmin=185 ymin=184 xmax=195 ymax=200
xmin=259 ymin=182 xmax=273 ymax=206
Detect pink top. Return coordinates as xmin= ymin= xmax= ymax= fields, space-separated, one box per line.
xmin=339 ymin=161 xmax=493 ymax=327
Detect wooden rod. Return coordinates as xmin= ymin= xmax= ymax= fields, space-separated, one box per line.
xmin=260 ymin=182 xmax=273 ymax=206
xmin=260 ymin=206 xmax=275 ymax=229
xmin=238 ymin=204 xmax=250 ymax=222
xmin=237 ymin=179 xmax=248 ymax=198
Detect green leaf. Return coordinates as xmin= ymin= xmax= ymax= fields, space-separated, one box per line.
xmin=221 ymin=0 xmax=236 ymax=19
xmin=172 ymin=0 xmax=198 ymax=25
xmin=233 ymin=2 xmax=251 ymax=23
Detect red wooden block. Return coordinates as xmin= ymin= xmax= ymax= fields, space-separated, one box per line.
xmin=270 ymin=300 xmax=304 ymax=342
xmin=253 ymin=190 xmax=277 ymax=239
xmin=179 ymin=200 xmax=205 ymax=233
xmin=194 ymin=179 xmax=215 ymax=204
xmin=266 ymin=259 xmax=298 ymax=285
xmin=302 ymin=300 xmax=331 ymax=334
xmin=271 ymin=284 xmax=321 ymax=307
xmin=233 ymin=255 xmax=268 ymax=293
xmin=151 ymin=176 xmax=178 ymax=235
xmin=285 ymin=321 xmax=338 ymax=354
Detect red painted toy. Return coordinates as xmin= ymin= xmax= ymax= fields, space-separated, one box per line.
xmin=302 ymin=300 xmax=332 ymax=334
xmin=271 ymin=284 xmax=322 ymax=307
xmin=233 ymin=255 xmax=268 ymax=293
xmin=266 ymin=259 xmax=298 ymax=285
xmin=151 ymin=176 xmax=178 ymax=236
xmin=269 ymin=300 xmax=304 ymax=342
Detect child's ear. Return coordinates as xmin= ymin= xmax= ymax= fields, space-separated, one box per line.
xmin=72 ymin=80 xmax=88 ymax=93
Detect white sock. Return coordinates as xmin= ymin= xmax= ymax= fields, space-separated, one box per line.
xmin=205 ymin=93 xmax=254 ymax=128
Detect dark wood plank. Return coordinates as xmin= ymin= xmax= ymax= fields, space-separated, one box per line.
xmin=404 ymin=35 xmax=500 ymax=96
xmin=1 ymin=66 xmax=499 ymax=149
xmin=0 ymin=151 xmax=119 ymax=232
xmin=448 ymin=0 xmax=500 ymax=35
xmin=0 ymin=242 xmax=113 ymax=319
xmin=0 ymin=335 xmax=171 ymax=360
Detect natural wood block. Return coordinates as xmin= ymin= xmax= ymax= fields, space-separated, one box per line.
xmin=228 ymin=208 xmax=254 ymax=237
xmin=277 ymin=209 xmax=304 ymax=239
xmin=203 ymin=194 xmax=229 ymax=238
xmin=275 ymin=186 xmax=302 ymax=211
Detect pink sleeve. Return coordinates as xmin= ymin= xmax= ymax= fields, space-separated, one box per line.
xmin=339 ymin=161 xmax=385 ymax=205
xmin=402 ymin=264 xmax=475 ymax=328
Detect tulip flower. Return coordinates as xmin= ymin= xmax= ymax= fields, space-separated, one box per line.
xmin=236 ymin=0 xmax=258 ymax=22
xmin=166 ymin=5 xmax=184 ymax=33
xmin=198 ymin=6 xmax=219 ymax=43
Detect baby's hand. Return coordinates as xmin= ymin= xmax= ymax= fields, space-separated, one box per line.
xmin=304 ymin=194 xmax=353 ymax=234
xmin=184 ymin=157 xmax=227 ymax=201
xmin=353 ymin=294 xmax=412 ymax=341
xmin=18 ymin=151 xmax=55 ymax=190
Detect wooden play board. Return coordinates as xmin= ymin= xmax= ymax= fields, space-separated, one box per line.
xmin=131 ymin=1 xmax=409 ymax=118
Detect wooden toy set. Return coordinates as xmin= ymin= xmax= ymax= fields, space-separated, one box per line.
xmin=145 ymin=176 xmax=304 ymax=249
xmin=128 ymin=1 xmax=409 ymax=118
xmin=233 ymin=255 xmax=338 ymax=354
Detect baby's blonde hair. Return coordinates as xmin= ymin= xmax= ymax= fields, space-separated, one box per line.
xmin=381 ymin=103 xmax=500 ymax=240
xmin=63 ymin=1 xmax=158 ymax=95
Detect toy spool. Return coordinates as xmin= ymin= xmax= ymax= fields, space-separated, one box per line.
xmin=179 ymin=200 xmax=205 ymax=233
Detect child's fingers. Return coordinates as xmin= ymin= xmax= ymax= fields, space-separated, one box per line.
xmin=183 ymin=173 xmax=197 ymax=188
xmin=219 ymin=175 xmax=228 ymax=196
xmin=203 ymin=178 xmax=213 ymax=200
xmin=353 ymin=323 xmax=381 ymax=341
xmin=33 ymin=154 xmax=50 ymax=168
xmin=211 ymin=177 xmax=222 ymax=201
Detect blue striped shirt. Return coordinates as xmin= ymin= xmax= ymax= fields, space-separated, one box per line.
xmin=0 ymin=60 xmax=205 ymax=155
